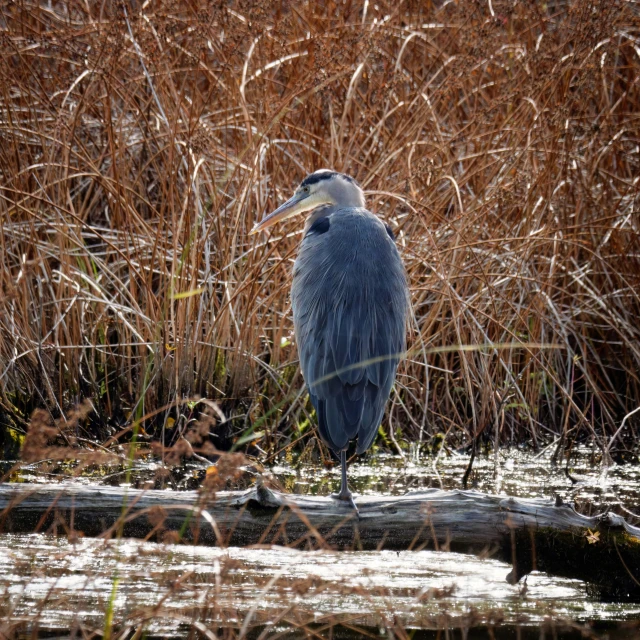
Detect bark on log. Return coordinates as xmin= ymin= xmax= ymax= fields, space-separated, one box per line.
xmin=1 ymin=482 xmax=639 ymax=601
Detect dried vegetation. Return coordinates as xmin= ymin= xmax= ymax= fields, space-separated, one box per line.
xmin=1 ymin=0 xmax=639 ymax=460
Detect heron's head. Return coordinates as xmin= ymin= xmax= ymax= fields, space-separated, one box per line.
xmin=251 ymin=170 xmax=364 ymax=234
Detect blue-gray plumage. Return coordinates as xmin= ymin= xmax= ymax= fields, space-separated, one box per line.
xmin=293 ymin=206 xmax=408 ymax=454
xmin=252 ymin=170 xmax=410 ymax=511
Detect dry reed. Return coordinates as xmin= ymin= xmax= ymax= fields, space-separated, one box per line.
xmin=1 ymin=0 xmax=639 ymax=460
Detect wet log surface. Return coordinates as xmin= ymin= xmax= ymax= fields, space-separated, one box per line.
xmin=1 ymin=482 xmax=639 ymax=600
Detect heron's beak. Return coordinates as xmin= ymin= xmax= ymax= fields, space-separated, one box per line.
xmin=250 ymin=192 xmax=316 ymax=234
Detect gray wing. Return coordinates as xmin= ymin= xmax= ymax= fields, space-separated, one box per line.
xmin=291 ymin=208 xmax=409 ymax=454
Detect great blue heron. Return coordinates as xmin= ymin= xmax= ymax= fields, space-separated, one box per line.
xmin=252 ymin=170 xmax=409 ymax=510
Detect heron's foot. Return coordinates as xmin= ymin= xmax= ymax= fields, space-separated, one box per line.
xmin=331 ymin=488 xmax=359 ymax=515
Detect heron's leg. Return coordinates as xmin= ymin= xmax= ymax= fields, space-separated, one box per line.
xmin=331 ymin=450 xmax=358 ymax=513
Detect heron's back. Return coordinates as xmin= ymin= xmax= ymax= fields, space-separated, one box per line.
xmin=292 ymin=207 xmax=409 ymax=453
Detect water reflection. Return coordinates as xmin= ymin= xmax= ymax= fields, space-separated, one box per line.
xmin=2 ymin=533 xmax=640 ymax=637
xmin=5 ymin=448 xmax=640 ymax=516
xmin=2 ymin=449 xmax=640 ymax=637
xmin=274 ymin=449 xmax=640 ymax=517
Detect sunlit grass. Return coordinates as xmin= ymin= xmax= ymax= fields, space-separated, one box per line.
xmin=0 ymin=0 xmax=639 ymax=463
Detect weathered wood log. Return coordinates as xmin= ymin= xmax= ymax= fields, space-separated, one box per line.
xmin=1 ymin=482 xmax=639 ymax=600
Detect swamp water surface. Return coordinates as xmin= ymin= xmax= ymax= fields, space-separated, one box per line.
xmin=1 ymin=450 xmax=640 ymax=638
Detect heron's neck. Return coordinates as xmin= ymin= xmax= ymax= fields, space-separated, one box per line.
xmin=303 ymin=205 xmax=334 ymax=234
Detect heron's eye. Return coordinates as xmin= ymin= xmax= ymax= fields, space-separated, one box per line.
xmin=302 ymin=186 xmax=310 ymax=194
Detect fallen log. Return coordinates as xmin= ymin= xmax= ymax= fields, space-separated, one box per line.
xmin=1 ymin=482 xmax=639 ymax=600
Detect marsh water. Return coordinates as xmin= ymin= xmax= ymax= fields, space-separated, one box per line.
xmin=1 ymin=449 xmax=640 ymax=638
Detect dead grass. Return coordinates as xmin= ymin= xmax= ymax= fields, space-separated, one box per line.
xmin=1 ymin=0 xmax=639 ymax=459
